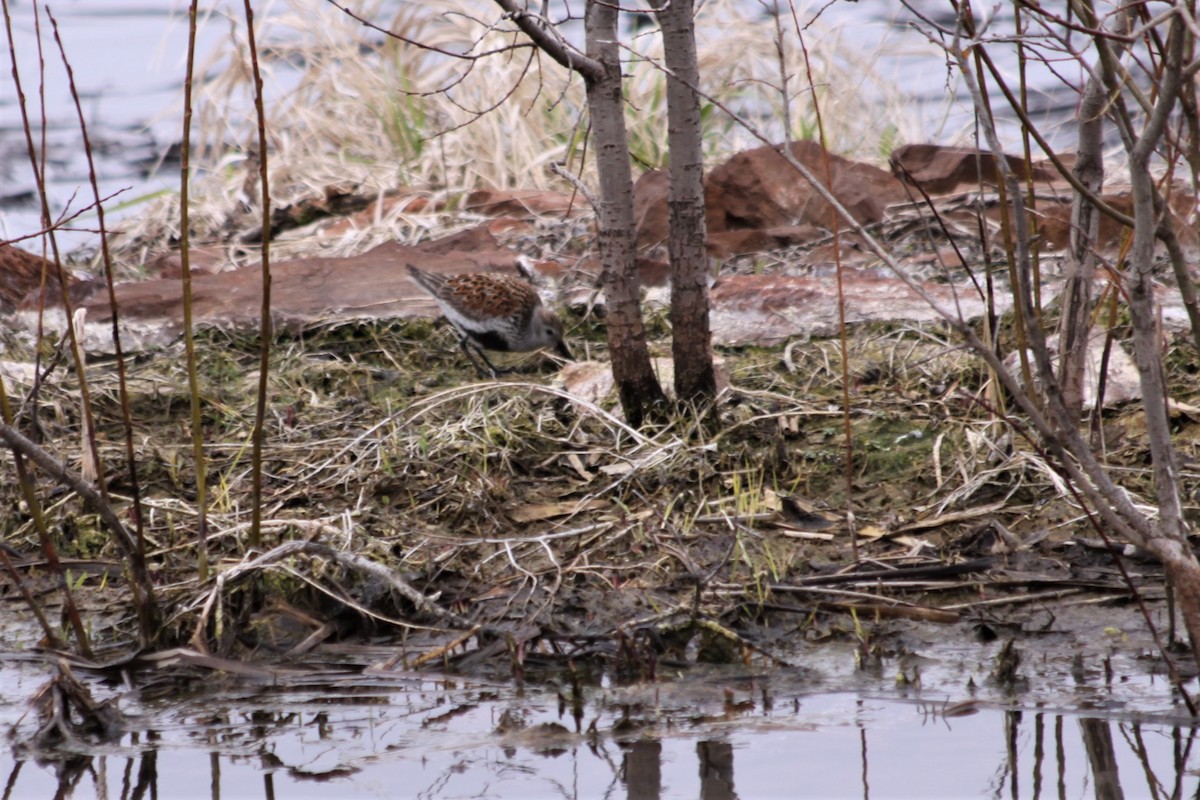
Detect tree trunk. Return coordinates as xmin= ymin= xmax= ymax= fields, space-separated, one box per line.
xmin=653 ymin=0 xmax=715 ymax=408
xmin=1056 ymin=66 xmax=1105 ymax=419
xmin=584 ymin=0 xmax=666 ymax=426
xmin=1119 ymin=15 xmax=1200 ymax=668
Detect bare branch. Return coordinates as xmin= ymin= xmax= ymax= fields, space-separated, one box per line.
xmin=324 ymin=0 xmax=532 ymax=61
xmin=0 ymin=421 xmax=139 ymax=558
xmin=491 ymin=0 xmax=604 ymax=80
xmin=550 ymin=160 xmax=598 ymax=209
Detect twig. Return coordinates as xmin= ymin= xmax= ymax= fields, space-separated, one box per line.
xmin=549 ymin=161 xmax=598 ymax=210
xmin=0 ymin=421 xmax=138 ymax=558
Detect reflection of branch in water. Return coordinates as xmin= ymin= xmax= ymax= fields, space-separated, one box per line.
xmin=132 ymin=751 xmax=159 ymax=800
xmin=23 ymin=659 xmax=124 ymax=751
xmin=860 ymin=727 xmax=869 ymax=800
xmin=1117 ymin=720 xmax=1195 ymax=799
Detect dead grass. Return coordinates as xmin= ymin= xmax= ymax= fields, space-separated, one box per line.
xmin=111 ymin=0 xmax=927 ymax=273
xmin=9 ymin=2 xmax=1200 ymax=673
xmin=5 ymin=301 xmax=1196 ymax=665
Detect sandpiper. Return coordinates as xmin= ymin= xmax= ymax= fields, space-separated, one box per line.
xmin=406 ymin=264 xmax=572 ymax=376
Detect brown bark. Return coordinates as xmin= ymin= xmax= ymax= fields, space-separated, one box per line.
xmin=583 ymin=1 xmax=666 ymax=426
xmin=653 ymin=0 xmax=716 ymax=408
xmin=488 ymin=1 xmax=665 ymax=425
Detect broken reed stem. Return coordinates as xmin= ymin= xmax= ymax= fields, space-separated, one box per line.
xmin=181 ymin=0 xmax=210 ymax=583
xmin=0 ymin=381 xmax=68 ymax=651
xmin=410 ymin=627 xmax=482 ymax=669
xmin=0 ymin=547 xmax=62 ymax=647
xmin=48 ymin=9 xmax=160 ymax=643
xmin=242 ymin=0 xmax=272 ymax=550
xmin=0 ymin=420 xmax=90 ymax=656
xmin=1 ymin=0 xmax=99 ymax=658
xmin=789 ymin=8 xmax=858 ymax=563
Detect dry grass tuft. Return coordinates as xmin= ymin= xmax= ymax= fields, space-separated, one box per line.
xmin=5 ymin=308 xmax=1189 ymax=666
xmin=12 ymin=2 xmax=1197 ymax=672
xmin=112 ymin=0 xmax=923 ymax=271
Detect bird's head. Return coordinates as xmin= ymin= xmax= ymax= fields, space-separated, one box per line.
xmin=534 ymin=306 xmax=573 ymax=360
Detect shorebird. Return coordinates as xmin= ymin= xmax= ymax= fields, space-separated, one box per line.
xmin=406 ymin=264 xmax=572 ymax=377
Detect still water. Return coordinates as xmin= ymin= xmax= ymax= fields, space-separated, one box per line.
xmin=2 ymin=658 xmax=1198 ymax=800
xmin=2 ymin=605 xmax=1199 ymax=800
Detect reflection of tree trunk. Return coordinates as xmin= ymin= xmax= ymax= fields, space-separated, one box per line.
xmin=1005 ymin=710 xmax=1020 ymax=800
xmin=860 ymin=728 xmax=870 ymax=800
xmin=1055 ymin=714 xmax=1066 ymax=799
xmin=210 ymin=751 xmax=222 ymax=800
xmin=698 ymin=740 xmax=736 ymax=800
xmin=652 ymin=0 xmax=715 ymax=409
xmin=584 ymin=1 xmax=667 ymax=427
xmin=1031 ymin=712 xmax=1045 ymax=800
xmin=1167 ymin=724 xmax=1198 ymax=800
xmin=1080 ymin=718 xmax=1124 ymax=800
xmin=1126 ymin=722 xmax=1169 ymax=800
xmin=131 ymin=751 xmax=158 ymax=800
xmin=625 ymin=739 xmax=662 ymax=800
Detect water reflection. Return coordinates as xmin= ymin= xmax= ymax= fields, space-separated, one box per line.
xmin=6 ymin=695 xmax=1200 ymax=799
xmin=623 ymin=740 xmax=737 ymax=800
xmin=696 ymin=741 xmax=735 ymax=800
xmin=624 ymin=739 xmax=662 ymax=799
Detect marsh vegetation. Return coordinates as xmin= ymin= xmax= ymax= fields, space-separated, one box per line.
xmin=4 ymin=1 xmax=1200 ymax=795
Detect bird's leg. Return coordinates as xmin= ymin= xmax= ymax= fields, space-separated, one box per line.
xmin=458 ymin=336 xmax=506 ymax=378
xmin=458 ymin=336 xmax=492 ymax=377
